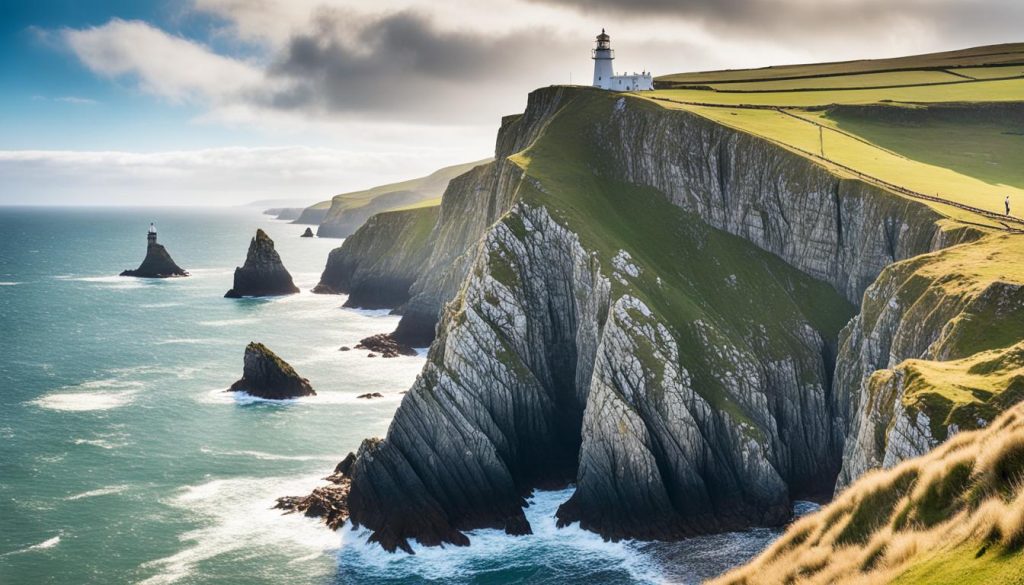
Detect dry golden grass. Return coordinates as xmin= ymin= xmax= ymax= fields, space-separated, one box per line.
xmin=710 ymin=403 xmax=1024 ymax=585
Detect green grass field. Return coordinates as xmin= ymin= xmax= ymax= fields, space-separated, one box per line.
xmin=639 ymin=45 xmax=1024 ymax=228
xmin=657 ymin=43 xmax=1024 ymax=85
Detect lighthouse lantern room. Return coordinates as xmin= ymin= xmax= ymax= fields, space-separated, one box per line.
xmin=591 ymin=29 xmax=653 ymax=92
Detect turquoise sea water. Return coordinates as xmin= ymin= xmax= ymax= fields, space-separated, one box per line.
xmin=0 ymin=207 xmax=799 ymax=584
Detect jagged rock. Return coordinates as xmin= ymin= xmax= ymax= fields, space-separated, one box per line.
xmin=276 ymin=483 xmax=350 ymax=530
xmin=357 ymin=392 xmax=384 ymax=399
xmin=227 ymin=342 xmax=315 ymax=399
xmin=120 ymin=227 xmax=188 ymax=278
xmin=289 ymin=87 xmax=975 ymax=551
xmin=301 ymin=227 xmax=314 ymax=238
xmin=224 ymin=229 xmax=299 ymax=298
xmin=355 ymin=334 xmax=417 ymax=358
xmin=333 ymin=452 xmax=356 ymax=477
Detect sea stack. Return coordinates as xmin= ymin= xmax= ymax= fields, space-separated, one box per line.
xmin=224 ymin=229 xmax=300 ymax=298
xmin=227 ymin=342 xmax=315 ymax=399
xmin=301 ymin=227 xmax=314 ymax=238
xmin=120 ymin=223 xmax=189 ymax=278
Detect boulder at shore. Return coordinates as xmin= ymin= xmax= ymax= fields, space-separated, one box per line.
xmin=120 ymin=227 xmax=188 ymax=278
xmin=224 ymin=229 xmax=300 ymax=298
xmin=227 ymin=342 xmax=315 ymax=399
xmin=355 ymin=333 xmax=417 ymax=358
xmin=301 ymin=227 xmax=314 ymax=238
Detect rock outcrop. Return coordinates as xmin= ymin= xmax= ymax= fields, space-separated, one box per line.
xmin=301 ymin=227 xmax=314 ymax=238
xmin=224 ymin=229 xmax=300 ymax=298
xmin=120 ymin=229 xmax=188 ymax=278
xmin=835 ymin=233 xmax=1024 ymax=490
xmin=354 ymin=334 xmax=416 ymax=358
xmin=313 ymin=207 xmax=437 ymax=308
xmin=227 ymin=342 xmax=315 ymax=399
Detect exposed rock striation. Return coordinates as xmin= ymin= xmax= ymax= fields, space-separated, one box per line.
xmin=224 ymin=229 xmax=300 ymax=298
xmin=289 ymin=87 xmax=990 ymax=550
xmin=227 ymin=342 xmax=315 ymax=399
xmin=333 ymin=87 xmax=952 ymax=350
xmin=835 ymin=233 xmax=1024 ymax=490
xmin=120 ymin=229 xmax=188 ymax=278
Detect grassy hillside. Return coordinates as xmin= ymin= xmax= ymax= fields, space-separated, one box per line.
xmin=295 ymin=159 xmax=490 ymax=231
xmin=321 ymin=159 xmax=489 ymax=217
xmin=712 ymin=392 xmax=1024 ymax=585
xmin=506 ymin=89 xmax=856 ymax=440
xmin=657 ymin=43 xmax=1024 ymax=85
xmin=643 ymin=44 xmax=1024 ymax=229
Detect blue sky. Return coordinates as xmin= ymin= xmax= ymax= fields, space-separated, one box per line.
xmin=2 ymin=0 xmax=1021 ymax=205
xmin=1 ymin=1 xmax=269 ymax=151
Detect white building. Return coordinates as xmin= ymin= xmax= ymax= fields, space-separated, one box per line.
xmin=591 ymin=29 xmax=653 ymax=92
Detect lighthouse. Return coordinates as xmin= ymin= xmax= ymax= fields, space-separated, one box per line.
xmin=592 ymin=29 xmax=614 ymax=88
xmin=591 ymin=29 xmax=654 ymax=92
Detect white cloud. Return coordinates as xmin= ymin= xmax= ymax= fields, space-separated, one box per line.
xmin=62 ymin=18 xmax=264 ymax=105
xmin=0 ymin=146 xmax=486 ymax=206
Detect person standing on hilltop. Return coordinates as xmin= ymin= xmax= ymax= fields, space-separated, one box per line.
xmin=1006 ymin=195 xmax=1011 ymax=216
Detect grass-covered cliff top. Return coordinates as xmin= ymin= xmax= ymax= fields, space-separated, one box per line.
xmin=505 ymin=89 xmax=857 ymax=431
xmin=711 ymin=401 xmax=1024 ymax=585
xmin=644 ymin=43 xmax=1024 ymax=229
xmin=306 ymin=158 xmax=490 ymax=219
xmin=860 ymin=232 xmax=1024 ymax=440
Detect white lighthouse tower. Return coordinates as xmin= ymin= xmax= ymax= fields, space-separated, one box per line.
xmin=592 ymin=29 xmax=614 ymax=89
xmin=591 ymin=29 xmax=654 ymax=92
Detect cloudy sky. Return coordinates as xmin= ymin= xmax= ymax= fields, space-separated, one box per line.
xmin=1 ymin=0 xmax=1021 ymax=206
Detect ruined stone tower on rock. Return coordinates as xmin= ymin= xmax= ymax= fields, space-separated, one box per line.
xmin=591 ymin=29 xmax=654 ymax=91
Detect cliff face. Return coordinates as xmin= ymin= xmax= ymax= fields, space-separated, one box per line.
xmin=228 ymin=342 xmax=315 ymax=399
xmin=313 ymin=207 xmax=438 ymax=309
xmin=292 ymin=206 xmax=329 ymax=226
xmin=370 ymin=88 xmax=949 ymax=349
xmin=296 ymin=87 xmax=1008 ymax=550
xmin=315 ymin=160 xmax=491 ymax=239
xmin=835 ymin=233 xmax=1024 ymax=490
xmin=224 ymin=229 xmax=300 ymax=298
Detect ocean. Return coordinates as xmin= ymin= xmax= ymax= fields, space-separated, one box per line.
xmin=0 ymin=207 xmax=801 ymax=584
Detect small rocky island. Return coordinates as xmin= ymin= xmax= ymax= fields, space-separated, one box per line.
xmin=120 ymin=223 xmax=188 ymax=278
xmin=227 ymin=342 xmax=315 ymax=399
xmin=224 ymin=229 xmax=300 ymax=298
xmin=301 ymin=227 xmax=314 ymax=238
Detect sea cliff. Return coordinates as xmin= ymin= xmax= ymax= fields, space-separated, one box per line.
xmin=291 ymin=86 xmax=992 ymax=549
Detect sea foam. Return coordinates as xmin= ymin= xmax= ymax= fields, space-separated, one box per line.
xmin=138 ymin=475 xmax=339 ymax=585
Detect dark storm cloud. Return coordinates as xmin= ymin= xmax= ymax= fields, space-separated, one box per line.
xmin=258 ymin=10 xmax=574 ymax=121
xmin=526 ymin=0 xmax=1024 ymax=41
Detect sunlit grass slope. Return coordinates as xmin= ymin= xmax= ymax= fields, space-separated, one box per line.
xmin=643 ymin=44 xmax=1024 ymax=228
xmin=711 ymin=392 xmax=1024 ymax=585
xmin=304 ymin=159 xmax=490 ymax=219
